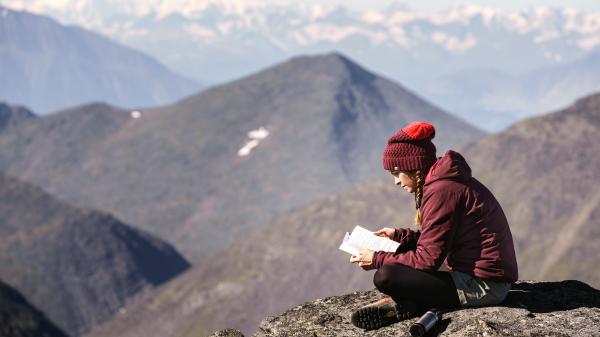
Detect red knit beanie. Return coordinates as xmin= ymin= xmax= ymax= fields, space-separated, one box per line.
xmin=382 ymin=121 xmax=437 ymax=172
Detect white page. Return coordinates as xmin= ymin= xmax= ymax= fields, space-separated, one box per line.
xmin=339 ymin=232 xmax=361 ymax=255
xmin=339 ymin=226 xmax=400 ymax=255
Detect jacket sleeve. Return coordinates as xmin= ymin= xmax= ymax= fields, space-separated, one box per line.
xmin=393 ymin=228 xmax=421 ymax=252
xmin=373 ymin=186 xmax=460 ymax=270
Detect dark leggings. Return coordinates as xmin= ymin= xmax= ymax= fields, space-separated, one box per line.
xmin=373 ymin=264 xmax=461 ymax=312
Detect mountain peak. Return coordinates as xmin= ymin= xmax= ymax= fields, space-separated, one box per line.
xmin=284 ymin=52 xmax=375 ymax=79
xmin=281 ymin=51 xmax=342 ymax=64
xmin=231 ymin=52 xmax=379 ymax=99
xmin=60 ymin=101 xmax=121 ymax=114
xmin=0 ymin=103 xmax=36 ymax=132
xmin=179 ymin=51 xmax=384 ymax=116
xmin=572 ymin=91 xmax=600 ymax=115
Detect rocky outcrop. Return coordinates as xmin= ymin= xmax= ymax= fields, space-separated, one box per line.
xmin=210 ymin=280 xmax=600 ymax=337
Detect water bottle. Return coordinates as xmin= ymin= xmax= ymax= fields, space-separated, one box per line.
xmin=409 ymin=309 xmax=440 ymax=337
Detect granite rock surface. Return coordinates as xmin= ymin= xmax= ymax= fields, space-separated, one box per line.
xmin=210 ymin=280 xmax=600 ymax=337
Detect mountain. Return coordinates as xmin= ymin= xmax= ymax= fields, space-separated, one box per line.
xmin=0 ymin=103 xmax=36 ymax=132
xmin=419 ymin=51 xmax=600 ymax=131
xmin=0 ymin=280 xmax=70 ymax=337
xmin=0 ymin=53 xmax=483 ymax=259
xmin=88 ymin=91 xmax=600 ymax=336
xmin=0 ymin=6 xmax=200 ymax=114
xmin=0 ymin=173 xmax=190 ymax=336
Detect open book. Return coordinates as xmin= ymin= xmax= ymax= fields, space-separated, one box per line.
xmin=339 ymin=225 xmax=400 ymax=256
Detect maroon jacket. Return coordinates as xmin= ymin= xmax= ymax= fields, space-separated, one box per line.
xmin=372 ymin=150 xmax=518 ymax=283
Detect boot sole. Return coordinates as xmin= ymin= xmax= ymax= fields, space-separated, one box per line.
xmin=351 ymin=305 xmax=412 ymax=330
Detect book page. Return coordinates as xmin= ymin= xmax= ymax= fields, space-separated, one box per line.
xmin=338 ymin=232 xmax=361 ymax=256
xmin=339 ymin=226 xmax=399 ymax=255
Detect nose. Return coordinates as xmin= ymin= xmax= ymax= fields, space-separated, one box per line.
xmin=394 ymin=176 xmax=401 ymax=185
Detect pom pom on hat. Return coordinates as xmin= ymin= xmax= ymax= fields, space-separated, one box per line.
xmin=402 ymin=121 xmax=435 ymax=141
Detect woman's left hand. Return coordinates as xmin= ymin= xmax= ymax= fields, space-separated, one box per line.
xmin=350 ymin=250 xmax=375 ymax=270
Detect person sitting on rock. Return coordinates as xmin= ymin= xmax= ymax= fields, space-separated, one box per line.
xmin=349 ymin=121 xmax=519 ymax=330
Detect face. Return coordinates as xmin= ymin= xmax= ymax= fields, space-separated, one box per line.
xmin=390 ymin=169 xmax=417 ymax=193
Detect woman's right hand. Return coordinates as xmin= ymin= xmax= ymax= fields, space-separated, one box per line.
xmin=373 ymin=227 xmax=395 ymax=240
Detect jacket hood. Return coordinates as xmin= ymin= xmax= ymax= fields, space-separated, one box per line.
xmin=424 ymin=150 xmax=472 ymax=185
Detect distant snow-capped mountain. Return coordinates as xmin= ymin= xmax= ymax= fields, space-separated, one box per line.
xmin=5 ymin=2 xmax=600 ymax=84
xmin=4 ymin=1 xmax=600 ymax=129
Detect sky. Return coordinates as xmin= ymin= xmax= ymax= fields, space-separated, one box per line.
xmin=3 ymin=0 xmax=600 ymax=14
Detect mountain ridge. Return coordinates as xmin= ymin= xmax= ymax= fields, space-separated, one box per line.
xmin=0 ymin=172 xmax=191 ymax=336
xmin=0 ymin=103 xmax=36 ymax=132
xmin=0 ymin=6 xmax=200 ymax=114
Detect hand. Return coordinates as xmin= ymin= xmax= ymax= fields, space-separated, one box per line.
xmin=350 ymin=250 xmax=375 ymax=270
xmin=373 ymin=227 xmax=395 ymax=240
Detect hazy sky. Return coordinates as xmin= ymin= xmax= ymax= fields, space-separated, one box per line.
xmin=331 ymin=0 xmax=600 ymax=12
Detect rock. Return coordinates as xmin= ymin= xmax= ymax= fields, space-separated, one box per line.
xmin=251 ymin=280 xmax=600 ymax=337
xmin=207 ymin=328 xmax=245 ymax=337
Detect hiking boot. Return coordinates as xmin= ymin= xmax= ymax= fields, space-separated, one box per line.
xmin=351 ymin=298 xmax=417 ymax=330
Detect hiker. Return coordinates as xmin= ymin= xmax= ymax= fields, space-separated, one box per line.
xmin=349 ymin=121 xmax=518 ymax=330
